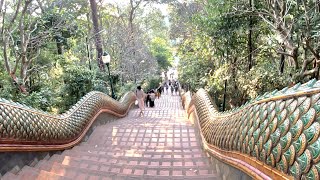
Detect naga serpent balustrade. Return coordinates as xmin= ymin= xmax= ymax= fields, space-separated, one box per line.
xmin=182 ymin=79 xmax=320 ymax=180
xmin=0 ymin=91 xmax=136 ymax=152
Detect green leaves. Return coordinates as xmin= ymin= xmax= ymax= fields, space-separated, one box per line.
xmin=150 ymin=37 xmax=173 ymax=71
xmin=18 ymin=88 xmax=54 ymax=112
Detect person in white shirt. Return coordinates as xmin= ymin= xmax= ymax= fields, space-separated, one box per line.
xmin=135 ymin=86 xmax=145 ymax=115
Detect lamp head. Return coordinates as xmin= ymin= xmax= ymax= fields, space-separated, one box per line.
xmin=102 ymin=51 xmax=110 ymax=64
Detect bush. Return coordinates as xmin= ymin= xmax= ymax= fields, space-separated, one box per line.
xmin=237 ymin=61 xmax=291 ymax=99
xmin=142 ymin=76 xmax=162 ymax=91
xmin=92 ymin=71 xmax=109 ymax=94
xmin=17 ymin=87 xmax=54 ymax=112
xmin=0 ymin=71 xmax=16 ymax=100
xmin=116 ymin=81 xmax=137 ymax=98
xmin=58 ymin=65 xmax=96 ymax=112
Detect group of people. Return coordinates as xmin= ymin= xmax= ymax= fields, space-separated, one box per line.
xmin=135 ymin=80 xmax=179 ymax=115
xmin=135 ymin=85 xmax=162 ymax=115
xmin=145 ymin=89 xmax=156 ymax=107
xmin=164 ymin=80 xmax=179 ymax=95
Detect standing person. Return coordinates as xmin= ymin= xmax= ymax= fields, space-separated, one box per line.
xmin=174 ymin=82 xmax=179 ymax=95
xmin=157 ymin=86 xmax=162 ymax=99
xmin=170 ymin=85 xmax=174 ymax=95
xmin=174 ymin=85 xmax=178 ymax=95
xmin=149 ymin=90 xmax=156 ymax=107
xmin=145 ymin=90 xmax=151 ymax=107
xmin=161 ymin=83 xmax=165 ymax=93
xmin=165 ymin=84 xmax=169 ymax=94
xmin=136 ymin=86 xmax=145 ymax=115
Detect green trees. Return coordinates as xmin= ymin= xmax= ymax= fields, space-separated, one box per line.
xmin=150 ymin=37 xmax=172 ymax=72
xmin=172 ymin=0 xmax=320 ymax=110
xmin=0 ymin=0 xmax=172 ymax=113
xmin=0 ymin=0 xmax=317 ymax=113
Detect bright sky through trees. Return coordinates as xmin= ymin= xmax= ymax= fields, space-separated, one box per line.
xmin=106 ymin=0 xmax=170 ymax=16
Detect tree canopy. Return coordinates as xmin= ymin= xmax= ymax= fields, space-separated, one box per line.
xmin=0 ymin=0 xmax=173 ymax=112
xmin=172 ymin=0 xmax=320 ymax=109
xmin=0 ymin=0 xmax=319 ymax=112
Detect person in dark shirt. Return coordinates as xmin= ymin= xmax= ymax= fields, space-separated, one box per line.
xmin=157 ymin=86 xmax=162 ymax=99
xmin=145 ymin=90 xmax=151 ymax=107
xmin=149 ymin=90 xmax=156 ymax=107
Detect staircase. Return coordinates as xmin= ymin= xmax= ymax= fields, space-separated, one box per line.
xmin=2 ymin=94 xmax=219 ymax=180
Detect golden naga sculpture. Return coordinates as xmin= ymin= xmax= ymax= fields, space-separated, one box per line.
xmin=0 ymin=91 xmax=136 ymax=152
xmin=182 ymin=79 xmax=320 ymax=180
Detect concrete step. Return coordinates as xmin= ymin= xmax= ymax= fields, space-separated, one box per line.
xmin=59 ymin=149 xmax=211 ymax=166
xmin=17 ymin=166 xmax=71 ymax=180
xmin=36 ymin=155 xmax=216 ymax=173
xmin=83 ymin=140 xmax=201 ymax=148
xmin=34 ymin=161 xmax=219 ymax=179
xmin=71 ymin=145 xmax=208 ymax=157
xmin=78 ymin=142 xmax=202 ymax=151
xmin=1 ymin=172 xmax=18 ymax=180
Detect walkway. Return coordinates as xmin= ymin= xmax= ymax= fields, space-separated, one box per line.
xmin=4 ymin=93 xmax=219 ymax=180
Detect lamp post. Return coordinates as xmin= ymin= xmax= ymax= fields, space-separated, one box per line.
xmin=102 ymin=52 xmax=116 ymax=99
xmin=222 ymin=79 xmax=227 ymax=111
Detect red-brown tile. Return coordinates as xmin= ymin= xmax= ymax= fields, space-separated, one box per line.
xmin=123 ymin=168 xmax=132 ymax=174
xmin=147 ymin=170 xmax=157 ymax=175
xmin=173 ymin=162 xmax=183 ymax=166
xmin=172 ymin=170 xmax=183 ymax=176
xmin=88 ymin=175 xmax=100 ymax=180
xmin=134 ymin=169 xmax=144 ymax=175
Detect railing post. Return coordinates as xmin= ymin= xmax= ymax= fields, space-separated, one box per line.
xmin=106 ymin=63 xmax=116 ymax=99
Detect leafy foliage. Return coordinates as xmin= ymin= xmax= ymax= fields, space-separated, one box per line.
xmin=0 ymin=0 xmax=171 ymax=113
xmin=171 ymin=0 xmax=315 ymax=110
xmin=0 ymin=70 xmax=16 ymax=100
xmin=18 ymin=88 xmax=55 ymax=112
xmin=150 ymin=37 xmax=173 ymax=71
xmin=143 ymin=76 xmax=162 ymax=92
xmin=57 ymin=65 xmax=102 ymax=112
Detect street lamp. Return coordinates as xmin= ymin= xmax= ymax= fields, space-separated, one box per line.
xmin=102 ymin=51 xmax=116 ymax=99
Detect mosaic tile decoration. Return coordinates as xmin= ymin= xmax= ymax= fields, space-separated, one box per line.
xmin=183 ymin=79 xmax=320 ymax=179
xmin=0 ymin=91 xmax=136 ymax=149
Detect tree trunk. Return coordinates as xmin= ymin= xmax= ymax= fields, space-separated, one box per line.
xmin=86 ymin=12 xmax=92 ymax=70
xmin=89 ymin=0 xmax=104 ymax=71
xmin=10 ymin=73 xmax=27 ymax=93
xmin=248 ymin=0 xmax=253 ymax=71
xmin=129 ymin=0 xmax=136 ymax=63
xmin=312 ymin=59 xmax=318 ymax=79
xmin=55 ymin=36 xmax=63 ymax=54
xmin=280 ymin=44 xmax=285 ymax=73
xmin=292 ymin=47 xmax=299 ymax=69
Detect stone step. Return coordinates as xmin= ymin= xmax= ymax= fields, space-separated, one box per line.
xmin=1 ymin=172 xmax=18 ymax=180
xmin=36 ymin=155 xmax=215 ymax=173
xmin=59 ymin=149 xmax=211 ymax=165
xmin=78 ymin=143 xmax=202 ymax=151
xmin=72 ymin=145 xmax=207 ymax=157
xmin=34 ymin=161 xmax=219 ymax=179
xmin=17 ymin=166 xmax=71 ymax=180
xmin=83 ymin=141 xmax=199 ymax=148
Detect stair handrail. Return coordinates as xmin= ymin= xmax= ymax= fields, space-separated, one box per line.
xmin=181 ymin=79 xmax=320 ymax=180
xmin=0 ymin=91 xmax=136 ymax=152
